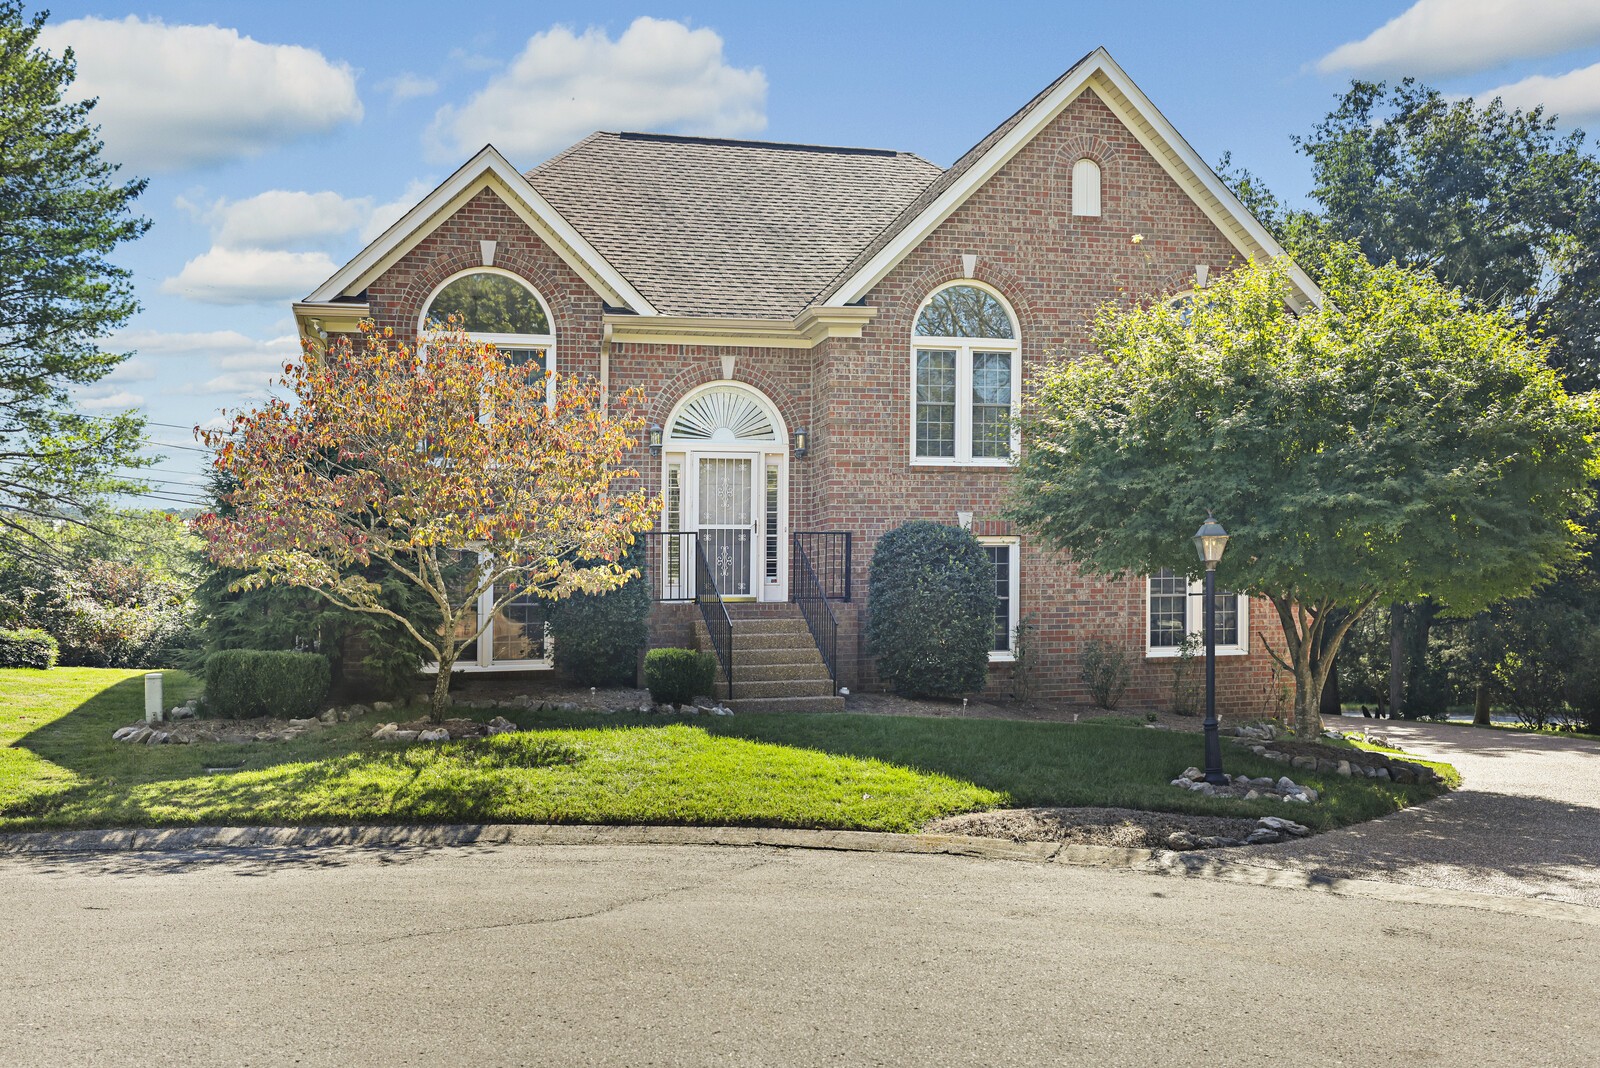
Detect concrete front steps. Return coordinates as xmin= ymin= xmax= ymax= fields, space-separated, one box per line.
xmin=693 ymin=601 xmax=844 ymax=714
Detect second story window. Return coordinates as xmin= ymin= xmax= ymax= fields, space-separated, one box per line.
xmin=911 ymin=282 xmax=1020 ymax=465
xmin=421 ymin=268 xmax=556 ymax=402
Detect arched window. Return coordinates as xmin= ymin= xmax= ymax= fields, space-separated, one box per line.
xmin=1071 ymin=158 xmax=1101 ymax=217
xmin=911 ymin=282 xmax=1020 ymax=464
xmin=420 ymin=269 xmax=555 ymax=384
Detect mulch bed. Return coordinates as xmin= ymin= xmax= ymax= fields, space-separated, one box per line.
xmin=924 ymin=806 xmax=1261 ymax=849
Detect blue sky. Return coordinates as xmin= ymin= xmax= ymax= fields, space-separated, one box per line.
xmin=35 ymin=0 xmax=1600 ymax=501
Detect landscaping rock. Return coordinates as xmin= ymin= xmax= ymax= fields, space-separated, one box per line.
xmin=146 ymin=730 xmax=168 ymax=745
xmin=418 ymin=729 xmax=449 ymax=743
xmin=347 ymin=704 xmax=373 ymax=718
xmin=1290 ymin=755 xmax=1317 ymax=770
xmin=169 ymin=705 xmax=197 ymax=721
xmin=1181 ymin=766 xmax=1205 ymax=782
xmin=1246 ymin=829 xmax=1283 ymax=845
xmin=1166 ymin=830 xmax=1201 ymax=850
xmin=485 ymin=716 xmax=517 ymax=735
xmin=390 ymin=730 xmax=419 ymax=742
xmin=371 ymin=723 xmax=398 ymax=739
xmin=112 ymin=725 xmax=142 ymax=741
xmin=1336 ymin=760 xmax=1352 ymax=777
xmin=318 ymin=710 xmax=338 ymax=725
xmin=287 ymin=718 xmax=320 ymax=730
xmin=1257 ymin=816 xmax=1310 ymax=837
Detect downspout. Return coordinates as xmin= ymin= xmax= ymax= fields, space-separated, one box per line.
xmin=600 ymin=321 xmax=612 ymax=413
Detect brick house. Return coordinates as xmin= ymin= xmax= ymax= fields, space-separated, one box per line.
xmin=294 ymin=48 xmax=1317 ymax=714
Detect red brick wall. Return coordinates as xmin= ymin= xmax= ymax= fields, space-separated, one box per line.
xmin=356 ymin=90 xmax=1292 ymax=717
xmin=810 ymin=88 xmax=1287 ymax=714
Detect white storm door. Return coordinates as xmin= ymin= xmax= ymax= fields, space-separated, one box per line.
xmin=695 ymin=454 xmax=757 ymax=597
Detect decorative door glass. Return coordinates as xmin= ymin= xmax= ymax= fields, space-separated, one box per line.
xmin=697 ymin=456 xmax=754 ymax=596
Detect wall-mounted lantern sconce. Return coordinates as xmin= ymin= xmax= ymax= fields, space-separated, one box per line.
xmin=793 ymin=426 xmax=809 ymax=459
xmin=648 ymin=424 xmax=663 ymax=456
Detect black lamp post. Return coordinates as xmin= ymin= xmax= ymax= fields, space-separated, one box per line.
xmin=1194 ymin=513 xmax=1230 ymax=785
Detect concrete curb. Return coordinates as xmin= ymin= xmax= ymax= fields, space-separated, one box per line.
xmin=1 ymin=822 xmax=1593 ymax=926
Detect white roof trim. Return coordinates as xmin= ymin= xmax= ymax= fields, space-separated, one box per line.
xmin=824 ymin=48 xmax=1323 ymax=309
xmin=304 ymin=145 xmax=658 ymax=315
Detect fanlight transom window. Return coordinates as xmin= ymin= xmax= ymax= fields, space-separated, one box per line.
xmin=668 ymin=386 xmax=778 ymax=443
xmin=914 ymin=285 xmax=1015 ymax=339
xmin=425 ymin=272 xmax=549 ymax=334
xmin=419 ymin=269 xmax=555 ymax=392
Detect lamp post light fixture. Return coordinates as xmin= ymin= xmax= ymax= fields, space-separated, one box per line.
xmin=1193 ymin=512 xmax=1230 ymax=785
xmin=648 ymin=424 xmax=663 ymax=457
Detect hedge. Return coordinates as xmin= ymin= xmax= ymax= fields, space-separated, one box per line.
xmin=643 ymin=648 xmax=716 ymax=707
xmin=548 ymin=543 xmax=652 ymax=687
xmin=205 ymin=649 xmax=330 ymax=719
xmin=0 ymin=628 xmax=59 ymax=669
xmin=866 ymin=520 xmax=997 ymax=697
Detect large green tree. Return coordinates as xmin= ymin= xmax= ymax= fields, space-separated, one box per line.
xmin=1223 ymin=80 xmax=1600 ymax=389
xmin=1009 ymin=248 xmax=1600 ymax=735
xmin=0 ymin=3 xmax=150 ymax=554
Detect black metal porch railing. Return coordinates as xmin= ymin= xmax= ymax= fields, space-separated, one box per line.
xmin=638 ymin=531 xmax=698 ymax=602
xmin=791 ymin=533 xmax=839 ymax=689
xmin=791 ymin=531 xmax=852 ymax=602
xmin=693 ymin=535 xmax=734 ymax=700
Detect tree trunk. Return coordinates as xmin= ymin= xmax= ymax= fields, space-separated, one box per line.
xmin=1388 ymin=603 xmax=1406 ymax=719
xmin=1320 ymin=660 xmax=1343 ymax=722
xmin=1473 ymin=677 xmax=1492 ymax=726
xmin=430 ymin=661 xmax=454 ymax=724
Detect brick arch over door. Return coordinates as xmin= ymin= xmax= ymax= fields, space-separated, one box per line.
xmin=645 ymin=358 xmax=809 ymax=447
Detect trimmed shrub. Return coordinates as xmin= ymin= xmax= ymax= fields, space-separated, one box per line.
xmin=866 ymin=520 xmax=997 ymax=697
xmin=205 ymin=649 xmax=331 ymax=719
xmin=0 ymin=628 xmax=59 ymax=669
xmin=644 ymin=648 xmax=716 ymax=706
xmin=549 ymin=544 xmax=652 ymax=687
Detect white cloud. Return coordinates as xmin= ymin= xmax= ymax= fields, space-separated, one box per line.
xmin=111 ymin=328 xmax=300 ymax=399
xmin=104 ymin=358 xmax=157 ymax=383
xmin=74 ymin=385 xmax=144 ymax=410
xmin=38 ymin=16 xmax=363 ymax=171
xmin=163 ymin=180 xmax=434 ymax=305
xmin=427 ymin=17 xmax=765 ymax=162
xmin=192 ymin=190 xmax=375 ymax=252
xmin=379 ymin=73 xmax=440 ymax=103
xmin=161 ymin=248 xmax=338 ymax=305
xmin=1477 ymin=61 xmax=1600 ymax=124
xmin=1318 ymin=0 xmax=1600 ymax=78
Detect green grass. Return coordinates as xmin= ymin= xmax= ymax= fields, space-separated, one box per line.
xmin=0 ymin=668 xmax=1453 ymax=834
xmin=1345 ymin=737 xmax=1465 ymax=789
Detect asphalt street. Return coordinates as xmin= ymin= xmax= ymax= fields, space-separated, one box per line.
xmin=1 ymin=840 xmax=1593 ymax=1067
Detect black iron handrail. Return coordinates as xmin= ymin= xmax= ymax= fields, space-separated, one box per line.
xmin=639 ymin=530 xmax=698 ymax=602
xmin=791 ymin=533 xmax=839 ymax=690
xmin=791 ymin=531 xmax=852 ymax=602
xmin=693 ymin=536 xmax=734 ymax=700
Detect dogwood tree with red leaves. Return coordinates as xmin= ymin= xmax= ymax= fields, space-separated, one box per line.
xmin=197 ymin=321 xmax=657 ymax=722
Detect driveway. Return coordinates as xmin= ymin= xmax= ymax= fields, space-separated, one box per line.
xmin=2 ymin=841 xmax=1595 ymax=1067
xmin=1248 ymin=719 xmax=1600 ymax=907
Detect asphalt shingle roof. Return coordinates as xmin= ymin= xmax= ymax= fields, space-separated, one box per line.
xmin=526 ymin=132 xmax=942 ymax=319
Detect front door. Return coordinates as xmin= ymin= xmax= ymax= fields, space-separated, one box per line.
xmin=695 ymin=454 xmax=757 ymax=598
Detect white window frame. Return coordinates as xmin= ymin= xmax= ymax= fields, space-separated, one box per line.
xmin=1145 ymin=571 xmax=1248 ymax=658
xmin=418 ymin=267 xmax=557 ymax=408
xmin=423 ymin=549 xmax=555 ymax=673
xmin=979 ymin=536 xmax=1021 ymax=662
xmin=909 ymin=281 xmax=1022 ymax=467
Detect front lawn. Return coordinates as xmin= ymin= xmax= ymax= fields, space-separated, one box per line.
xmin=0 ymin=668 xmax=1450 ymax=835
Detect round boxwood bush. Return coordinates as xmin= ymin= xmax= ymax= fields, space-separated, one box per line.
xmin=866 ymin=520 xmax=997 ymax=697
xmin=548 ymin=542 xmax=652 ymax=687
xmin=643 ymin=648 xmax=716 ymax=706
